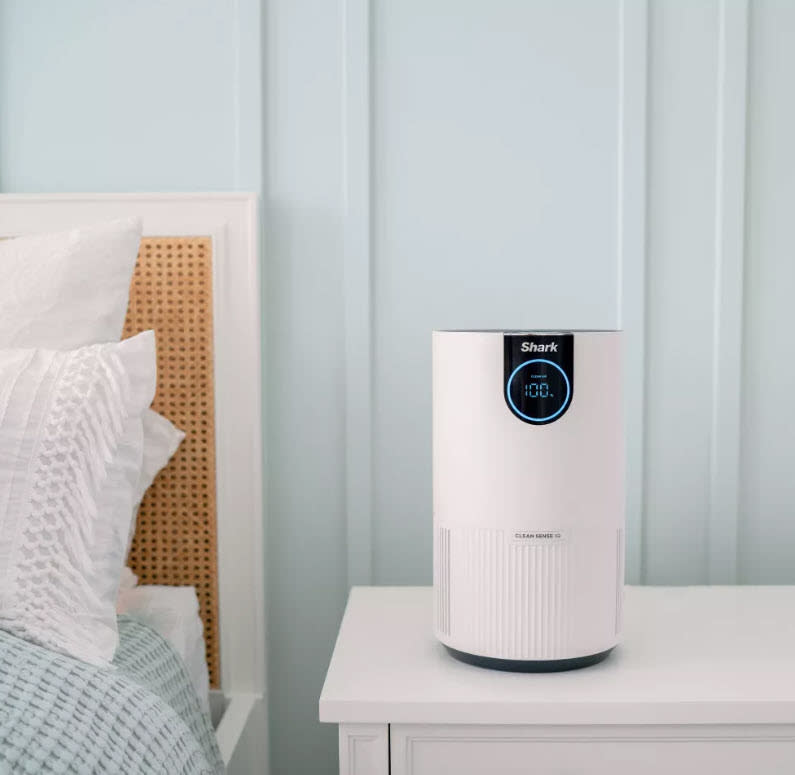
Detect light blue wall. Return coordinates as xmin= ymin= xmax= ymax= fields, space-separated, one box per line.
xmin=369 ymin=0 xmax=621 ymax=586
xmin=0 ymin=0 xmax=239 ymax=191
xmin=3 ymin=2 xmax=795 ymax=775
xmin=264 ymin=3 xmax=348 ymax=774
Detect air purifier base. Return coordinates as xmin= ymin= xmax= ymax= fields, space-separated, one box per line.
xmin=443 ymin=645 xmax=615 ymax=673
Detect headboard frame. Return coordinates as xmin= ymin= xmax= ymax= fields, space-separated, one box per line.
xmin=0 ymin=194 xmax=264 ymax=698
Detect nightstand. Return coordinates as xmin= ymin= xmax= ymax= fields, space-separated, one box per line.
xmin=320 ymin=586 xmax=795 ymax=775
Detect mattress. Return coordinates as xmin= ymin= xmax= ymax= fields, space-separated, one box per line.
xmin=118 ymin=584 xmax=211 ymax=715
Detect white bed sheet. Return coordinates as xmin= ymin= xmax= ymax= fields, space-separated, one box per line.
xmin=118 ymin=584 xmax=211 ymax=715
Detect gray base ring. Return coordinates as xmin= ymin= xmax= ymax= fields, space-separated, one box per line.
xmin=443 ymin=644 xmax=614 ymax=672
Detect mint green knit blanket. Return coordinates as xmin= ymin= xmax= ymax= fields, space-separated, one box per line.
xmin=0 ymin=616 xmax=224 ymax=774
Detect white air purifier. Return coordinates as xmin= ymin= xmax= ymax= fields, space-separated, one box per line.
xmin=433 ymin=330 xmax=624 ymax=671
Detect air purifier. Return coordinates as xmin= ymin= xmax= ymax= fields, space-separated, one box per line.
xmin=433 ymin=330 xmax=624 ymax=671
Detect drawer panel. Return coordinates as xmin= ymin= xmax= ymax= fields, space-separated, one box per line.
xmin=390 ymin=724 xmax=795 ymax=775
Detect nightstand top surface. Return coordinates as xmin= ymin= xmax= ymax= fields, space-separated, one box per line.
xmin=320 ymin=585 xmax=795 ymax=725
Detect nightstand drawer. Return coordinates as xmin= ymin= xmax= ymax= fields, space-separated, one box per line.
xmin=390 ymin=725 xmax=795 ymax=775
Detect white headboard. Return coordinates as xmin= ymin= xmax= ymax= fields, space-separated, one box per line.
xmin=0 ymin=193 xmax=265 ymax=703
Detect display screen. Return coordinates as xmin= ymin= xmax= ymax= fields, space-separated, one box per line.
xmin=523 ymin=381 xmax=552 ymax=398
xmin=504 ymin=333 xmax=574 ymax=425
xmin=507 ymin=360 xmax=569 ymax=423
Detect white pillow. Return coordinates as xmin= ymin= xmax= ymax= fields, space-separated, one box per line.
xmin=137 ymin=408 xmax=186 ymax=508
xmin=0 ymin=217 xmax=143 ymax=349
xmin=0 ymin=217 xmax=187 ymax=630
xmin=121 ymin=408 xmax=185 ymax=554
xmin=96 ymin=417 xmax=146 ymax=612
xmin=0 ymin=331 xmax=156 ymax=665
xmin=119 ymin=566 xmax=139 ymax=593
xmin=0 ymin=217 xmax=184 ymax=567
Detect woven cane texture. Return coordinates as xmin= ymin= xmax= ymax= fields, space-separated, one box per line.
xmin=122 ymin=237 xmax=220 ymax=689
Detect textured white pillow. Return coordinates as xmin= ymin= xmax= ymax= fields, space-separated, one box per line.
xmin=137 ymin=408 xmax=186 ymax=508
xmin=0 ymin=217 xmax=184 ymax=573
xmin=120 ymin=409 xmax=185 ymax=556
xmin=96 ymin=417 xmax=146 ymax=613
xmin=0 ymin=217 xmax=143 ymax=349
xmin=0 ymin=217 xmax=187 ymax=626
xmin=0 ymin=331 xmax=156 ymax=665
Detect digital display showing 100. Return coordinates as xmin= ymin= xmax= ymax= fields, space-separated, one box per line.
xmin=524 ymin=381 xmax=553 ymax=398
xmin=504 ymin=339 xmax=573 ymax=425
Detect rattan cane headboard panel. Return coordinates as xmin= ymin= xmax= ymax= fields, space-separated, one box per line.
xmin=122 ymin=236 xmax=220 ymax=689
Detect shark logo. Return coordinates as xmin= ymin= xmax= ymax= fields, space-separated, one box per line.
xmin=521 ymin=341 xmax=558 ymax=353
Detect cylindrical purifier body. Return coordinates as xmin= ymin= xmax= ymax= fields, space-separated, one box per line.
xmin=433 ymin=330 xmax=624 ymax=671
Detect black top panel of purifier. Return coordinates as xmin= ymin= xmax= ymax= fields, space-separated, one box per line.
xmin=503 ymin=333 xmax=574 ymax=425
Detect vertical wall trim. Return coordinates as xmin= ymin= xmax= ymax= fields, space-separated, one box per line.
xmin=618 ymin=0 xmax=649 ymax=584
xmin=708 ymin=0 xmax=749 ymax=584
xmin=232 ymin=0 xmax=264 ymax=191
xmin=342 ymin=0 xmax=374 ymax=587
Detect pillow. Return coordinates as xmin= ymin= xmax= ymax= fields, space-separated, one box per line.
xmin=119 ymin=566 xmax=139 ymax=593
xmin=95 ymin=417 xmax=146 ymax=614
xmin=0 ymin=331 xmax=156 ymax=665
xmin=0 ymin=217 xmax=185 ymax=620
xmin=0 ymin=216 xmax=184 ymax=569
xmin=120 ymin=408 xmax=185 ymax=556
xmin=0 ymin=217 xmax=143 ymax=349
xmin=137 ymin=408 xmax=186 ymax=509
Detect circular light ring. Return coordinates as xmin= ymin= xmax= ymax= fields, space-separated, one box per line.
xmin=506 ymin=358 xmax=571 ymax=423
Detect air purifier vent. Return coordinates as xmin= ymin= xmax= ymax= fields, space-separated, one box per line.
xmin=615 ymin=527 xmax=624 ymax=635
xmin=510 ymin=541 xmax=570 ymax=659
xmin=443 ymin=526 xmax=571 ymax=660
xmin=436 ymin=526 xmax=451 ymax=635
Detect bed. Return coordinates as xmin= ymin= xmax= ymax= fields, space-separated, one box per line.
xmin=0 ymin=194 xmax=266 ymax=774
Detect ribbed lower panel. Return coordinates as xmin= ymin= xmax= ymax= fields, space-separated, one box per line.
xmin=435 ymin=526 xmax=451 ymax=635
xmin=615 ymin=527 xmax=624 ymax=635
xmin=452 ymin=528 xmax=571 ymax=660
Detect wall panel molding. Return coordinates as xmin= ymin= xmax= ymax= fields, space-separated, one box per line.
xmin=708 ymin=0 xmax=749 ymax=584
xmin=618 ymin=0 xmax=649 ymax=584
xmin=232 ymin=0 xmax=264 ymax=191
xmin=342 ymin=0 xmax=374 ymax=587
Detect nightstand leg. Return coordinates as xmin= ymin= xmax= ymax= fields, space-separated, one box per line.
xmin=338 ymin=723 xmax=389 ymax=775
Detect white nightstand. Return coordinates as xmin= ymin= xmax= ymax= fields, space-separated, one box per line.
xmin=320 ymin=586 xmax=795 ymax=775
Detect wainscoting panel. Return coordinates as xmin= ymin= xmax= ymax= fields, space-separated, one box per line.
xmin=739 ymin=0 xmax=795 ymax=583
xmin=367 ymin=0 xmax=646 ymax=585
xmin=5 ymin=2 xmax=794 ymax=773
xmin=339 ymin=0 xmax=789 ymax=596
